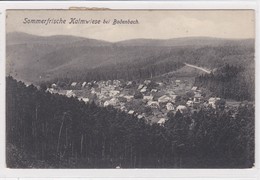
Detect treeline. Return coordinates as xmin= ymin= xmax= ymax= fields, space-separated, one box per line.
xmin=195 ymin=64 xmax=254 ymax=101
xmin=86 ymin=57 xmax=184 ymax=81
xmin=6 ymin=76 xmax=254 ymax=168
xmin=46 ymin=58 xmax=184 ymax=85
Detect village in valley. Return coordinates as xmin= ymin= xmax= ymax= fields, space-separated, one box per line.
xmin=45 ymin=74 xmax=229 ymax=125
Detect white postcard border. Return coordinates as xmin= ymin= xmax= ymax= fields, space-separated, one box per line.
xmin=0 ymin=1 xmax=259 ymax=179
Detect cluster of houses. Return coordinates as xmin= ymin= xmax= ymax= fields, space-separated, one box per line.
xmin=46 ymin=79 xmax=222 ymax=125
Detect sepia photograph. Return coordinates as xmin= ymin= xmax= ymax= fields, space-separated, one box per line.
xmin=5 ymin=9 xmax=255 ymax=169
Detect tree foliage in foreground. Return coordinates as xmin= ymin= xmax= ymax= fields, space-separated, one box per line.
xmin=6 ymin=76 xmax=254 ymax=168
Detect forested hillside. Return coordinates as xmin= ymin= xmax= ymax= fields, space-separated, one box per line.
xmin=47 ymin=58 xmax=185 ymax=84
xmin=6 ymin=76 xmax=254 ymax=168
xmin=7 ymin=32 xmax=254 ymax=83
xmin=195 ymin=64 xmax=254 ymax=101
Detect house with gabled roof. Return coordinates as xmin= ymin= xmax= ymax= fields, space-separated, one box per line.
xmin=138 ymin=84 xmax=144 ymax=90
xmin=191 ymin=86 xmax=197 ymax=91
xmin=144 ymin=80 xmax=151 ymax=85
xmin=71 ymin=82 xmax=77 ymax=87
xmin=176 ymin=105 xmax=188 ymax=114
xmin=158 ymin=95 xmax=174 ymax=104
xmin=194 ymin=93 xmax=202 ymax=103
xmin=166 ymin=102 xmax=175 ymax=111
xmin=66 ymin=90 xmax=76 ymax=98
xmin=186 ymin=100 xmax=193 ymax=107
xmin=157 ymin=118 xmax=166 ymax=126
xmin=208 ymin=97 xmax=221 ymax=109
xmin=140 ymin=86 xmax=147 ymax=93
xmin=175 ymin=80 xmax=181 ymax=84
xmin=82 ymin=82 xmax=87 ymax=88
xmin=128 ymin=110 xmax=135 ymax=115
xmin=147 ymin=101 xmax=160 ymax=108
xmin=143 ymin=95 xmax=154 ymax=101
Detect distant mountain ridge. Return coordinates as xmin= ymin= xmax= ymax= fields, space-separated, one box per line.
xmin=7 ymin=32 xmax=254 ymax=46
xmin=116 ymin=37 xmax=254 ymax=47
xmin=6 ymin=32 xmax=254 ymax=83
xmin=7 ymin=32 xmax=111 ymax=46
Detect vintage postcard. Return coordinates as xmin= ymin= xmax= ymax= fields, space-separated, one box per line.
xmin=5 ymin=9 xmax=255 ymax=169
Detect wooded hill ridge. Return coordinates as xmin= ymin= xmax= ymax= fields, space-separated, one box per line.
xmin=7 ymin=32 xmax=254 ymax=83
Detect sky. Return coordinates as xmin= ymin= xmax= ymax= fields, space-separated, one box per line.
xmin=6 ymin=10 xmax=255 ymax=42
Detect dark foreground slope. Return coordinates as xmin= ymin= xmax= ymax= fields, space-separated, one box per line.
xmin=6 ymin=76 xmax=254 ymax=168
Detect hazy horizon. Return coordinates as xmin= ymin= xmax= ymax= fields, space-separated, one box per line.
xmin=7 ymin=31 xmax=255 ymax=44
